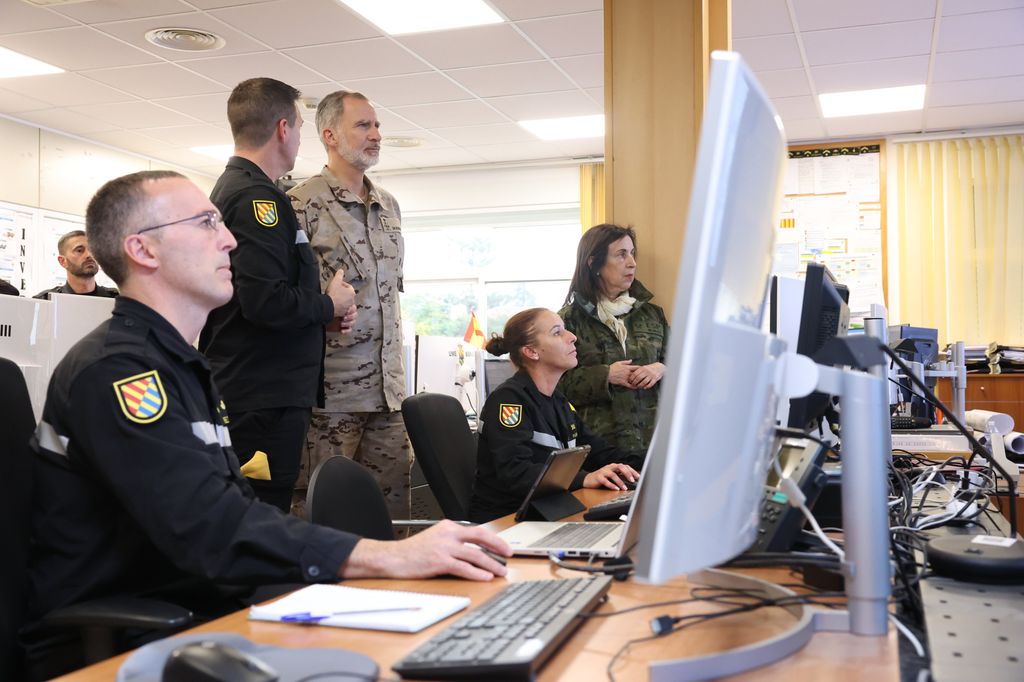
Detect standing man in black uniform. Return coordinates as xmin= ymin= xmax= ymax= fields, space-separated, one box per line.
xmin=199 ymin=78 xmax=357 ymax=511
xmin=33 ymin=230 xmax=118 ymax=300
xmin=23 ymin=171 xmax=510 ymax=679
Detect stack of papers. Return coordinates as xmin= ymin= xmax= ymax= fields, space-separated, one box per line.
xmin=250 ymin=584 xmax=470 ymax=633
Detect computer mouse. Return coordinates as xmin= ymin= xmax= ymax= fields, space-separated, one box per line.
xmin=623 ymin=478 xmax=637 ymax=490
xmin=162 ymin=641 xmax=280 ymax=682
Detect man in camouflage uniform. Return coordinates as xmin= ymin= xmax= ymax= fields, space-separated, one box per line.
xmin=288 ymin=90 xmax=411 ymax=520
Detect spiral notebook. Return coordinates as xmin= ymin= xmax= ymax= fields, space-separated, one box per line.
xmin=249 ymin=583 xmax=470 ymax=633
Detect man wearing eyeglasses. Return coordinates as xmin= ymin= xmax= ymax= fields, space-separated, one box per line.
xmin=199 ymin=78 xmax=357 ymax=512
xmin=23 ymin=170 xmax=510 ymax=679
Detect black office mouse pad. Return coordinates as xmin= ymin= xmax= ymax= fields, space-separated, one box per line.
xmin=117 ymin=632 xmax=378 ymax=682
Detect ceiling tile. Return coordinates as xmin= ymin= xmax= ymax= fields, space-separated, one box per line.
xmin=734 ymin=34 xmax=803 ymax=71
xmin=210 ymin=0 xmax=380 ymax=49
xmin=381 ymin=130 xmax=454 ymax=150
xmin=82 ymin=63 xmax=225 ymax=100
xmin=366 ymin=155 xmax=413 ymax=172
xmin=150 ymin=147 xmax=233 ymax=169
xmin=555 ymin=53 xmax=603 ymax=89
xmin=433 ymin=123 xmax=536 ymax=146
xmin=552 ymin=137 xmax=603 ymax=157
xmin=943 ymin=0 xmax=1024 ymax=16
xmin=733 ymin=0 xmax=792 ymax=39
xmin=932 ymin=44 xmax=1024 ymax=81
xmin=71 ymin=101 xmax=200 ymax=129
xmin=285 ymin=38 xmax=429 ymax=81
xmin=187 ymin=0 xmax=278 ymax=8
xmin=449 ymin=61 xmax=575 ymax=98
xmin=823 ymin=110 xmax=925 ymax=138
xmin=136 ymin=124 xmax=232 ymax=146
xmin=754 ymin=69 xmax=811 ymax=99
xmin=0 ymin=27 xmax=159 ymax=70
xmin=345 ymin=72 xmax=471 ymax=107
xmin=0 ymin=73 xmax=134 ymax=107
xmin=937 ymin=8 xmax=1024 ymax=53
xmin=370 ymin=107 xmax=421 ymax=133
xmin=385 ymin=147 xmax=486 ymax=169
xmin=811 ymin=56 xmax=929 ymax=92
xmin=397 ymin=24 xmax=543 ymax=69
xmin=781 ymin=118 xmax=827 ymax=142
xmin=516 ymin=11 xmax=603 ymax=58
xmin=0 ymin=87 xmax=51 ymax=113
xmin=792 ymin=0 xmax=935 ymax=31
xmin=489 ymin=0 xmax=601 ymax=21
xmin=0 ymin=1 xmax=75 ymax=35
xmin=772 ymin=95 xmax=818 ymax=119
xmin=801 ymin=21 xmax=934 ymax=66
xmin=585 ymin=87 xmax=603 ymax=107
xmin=152 ymin=93 xmax=232 ymax=123
xmin=180 ymin=52 xmax=325 ymax=88
xmin=485 ymin=90 xmax=600 ymax=120
xmin=929 ymin=75 xmax=1024 ymax=107
xmin=389 ymin=100 xmax=507 ymax=129
xmin=18 ymin=108 xmax=118 ymax=135
xmin=925 ymin=100 xmax=1024 ymax=130
xmin=51 ymin=0 xmax=193 ymax=24
xmin=86 ymin=129 xmax=170 ymax=154
xmin=93 ymin=12 xmax=268 ymax=59
xmin=463 ymin=140 xmax=567 ymax=162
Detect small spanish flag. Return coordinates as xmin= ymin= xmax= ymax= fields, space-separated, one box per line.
xmin=463 ymin=311 xmax=486 ymax=349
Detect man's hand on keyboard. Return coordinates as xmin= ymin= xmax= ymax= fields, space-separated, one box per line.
xmin=340 ymin=520 xmax=512 ymax=581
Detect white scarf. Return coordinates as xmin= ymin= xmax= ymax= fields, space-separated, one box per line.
xmin=596 ymin=292 xmax=635 ymax=353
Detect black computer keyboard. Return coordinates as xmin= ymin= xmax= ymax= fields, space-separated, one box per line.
xmin=392 ymin=576 xmax=612 ymax=680
xmin=891 ymin=414 xmax=932 ymax=430
xmin=583 ymin=490 xmax=634 ymax=521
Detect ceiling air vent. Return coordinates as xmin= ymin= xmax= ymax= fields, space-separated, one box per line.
xmin=144 ymin=28 xmax=226 ymax=52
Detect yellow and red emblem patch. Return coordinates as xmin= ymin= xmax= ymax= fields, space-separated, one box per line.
xmin=253 ymin=200 xmax=278 ymax=227
xmin=113 ymin=370 xmax=167 ymax=424
xmin=499 ymin=403 xmax=522 ymax=428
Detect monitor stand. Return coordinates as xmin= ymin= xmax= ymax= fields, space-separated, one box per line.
xmin=650 ymin=345 xmax=892 ymax=681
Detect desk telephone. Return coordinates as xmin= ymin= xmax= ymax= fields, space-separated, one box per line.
xmin=747 ymin=437 xmax=830 ymax=553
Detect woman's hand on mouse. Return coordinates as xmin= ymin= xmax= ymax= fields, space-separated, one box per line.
xmin=583 ymin=463 xmax=639 ymax=491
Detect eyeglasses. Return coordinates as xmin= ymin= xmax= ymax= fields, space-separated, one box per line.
xmin=136 ymin=210 xmax=223 ymax=235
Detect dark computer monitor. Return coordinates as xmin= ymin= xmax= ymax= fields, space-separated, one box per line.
xmin=785 ymin=263 xmax=850 ymax=430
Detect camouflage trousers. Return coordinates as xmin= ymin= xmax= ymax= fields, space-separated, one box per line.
xmin=291 ymin=410 xmax=413 ymax=521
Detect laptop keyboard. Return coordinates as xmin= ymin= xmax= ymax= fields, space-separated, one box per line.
xmin=528 ymin=522 xmax=618 ymax=548
xmin=392 ymin=576 xmax=612 ymax=680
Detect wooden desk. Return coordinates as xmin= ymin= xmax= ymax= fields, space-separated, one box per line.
xmin=55 ymin=489 xmax=898 ymax=682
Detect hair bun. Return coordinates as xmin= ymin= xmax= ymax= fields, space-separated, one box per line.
xmin=484 ymin=334 xmax=508 ymax=357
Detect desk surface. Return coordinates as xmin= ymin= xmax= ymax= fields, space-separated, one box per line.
xmin=55 ymin=488 xmax=898 ymax=682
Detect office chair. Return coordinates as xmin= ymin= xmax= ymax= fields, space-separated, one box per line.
xmin=402 ymin=393 xmax=477 ymax=521
xmin=0 ymin=358 xmax=191 ymax=680
xmin=307 ymin=455 xmax=435 ymax=540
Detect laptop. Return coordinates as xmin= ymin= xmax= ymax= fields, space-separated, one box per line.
xmin=498 ymin=461 xmax=645 ymax=558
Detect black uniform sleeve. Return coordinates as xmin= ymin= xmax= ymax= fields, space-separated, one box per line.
xmin=67 ymin=355 xmax=357 ymax=584
xmin=223 ymin=187 xmax=333 ymax=331
xmin=480 ymin=388 xmax=557 ymax=497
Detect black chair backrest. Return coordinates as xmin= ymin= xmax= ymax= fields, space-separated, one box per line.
xmin=0 ymin=358 xmax=37 ymax=679
xmin=307 ymin=456 xmax=395 ymax=541
xmin=401 ymin=393 xmax=476 ymax=521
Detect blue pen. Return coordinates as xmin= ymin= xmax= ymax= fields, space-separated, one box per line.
xmin=280 ymin=606 xmax=422 ymax=623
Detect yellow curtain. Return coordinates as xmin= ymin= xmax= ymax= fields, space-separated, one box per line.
xmin=579 ymin=162 xmax=605 ymax=232
xmin=894 ymin=134 xmax=1024 ymax=345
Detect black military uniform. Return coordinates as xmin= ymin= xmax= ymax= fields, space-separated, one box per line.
xmin=469 ymin=371 xmax=644 ymax=523
xmin=199 ymin=157 xmax=334 ymax=511
xmin=33 ymin=281 xmax=118 ymax=299
xmin=26 ymin=297 xmax=357 ymax=630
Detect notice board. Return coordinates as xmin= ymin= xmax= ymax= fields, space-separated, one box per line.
xmin=772 ymin=141 xmax=886 ymax=322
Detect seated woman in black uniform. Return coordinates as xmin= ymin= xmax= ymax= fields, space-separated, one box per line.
xmin=469 ymin=307 xmax=643 ymax=523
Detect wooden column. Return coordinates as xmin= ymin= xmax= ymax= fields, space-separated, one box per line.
xmin=604 ymin=0 xmax=730 ymax=319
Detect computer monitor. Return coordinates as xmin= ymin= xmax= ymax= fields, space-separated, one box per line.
xmin=786 ymin=264 xmax=850 ymax=430
xmin=630 ymin=51 xmax=789 ymax=583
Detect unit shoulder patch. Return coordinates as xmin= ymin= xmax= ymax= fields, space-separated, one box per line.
xmin=253 ymin=200 xmax=279 ymax=227
xmin=113 ymin=370 xmax=168 ymax=424
xmin=498 ymin=403 xmax=523 ymax=428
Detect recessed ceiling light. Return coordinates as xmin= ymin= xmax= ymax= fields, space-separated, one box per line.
xmin=0 ymin=46 xmax=63 ymax=78
xmin=382 ymin=136 xmax=422 ymax=148
xmin=819 ymin=84 xmax=926 ymax=118
xmin=145 ymin=28 xmax=226 ymax=52
xmin=337 ymin=0 xmax=503 ymax=35
xmin=518 ymin=114 xmax=605 ymax=141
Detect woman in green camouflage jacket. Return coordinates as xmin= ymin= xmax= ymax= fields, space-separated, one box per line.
xmin=557 ymin=224 xmax=669 ymax=455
